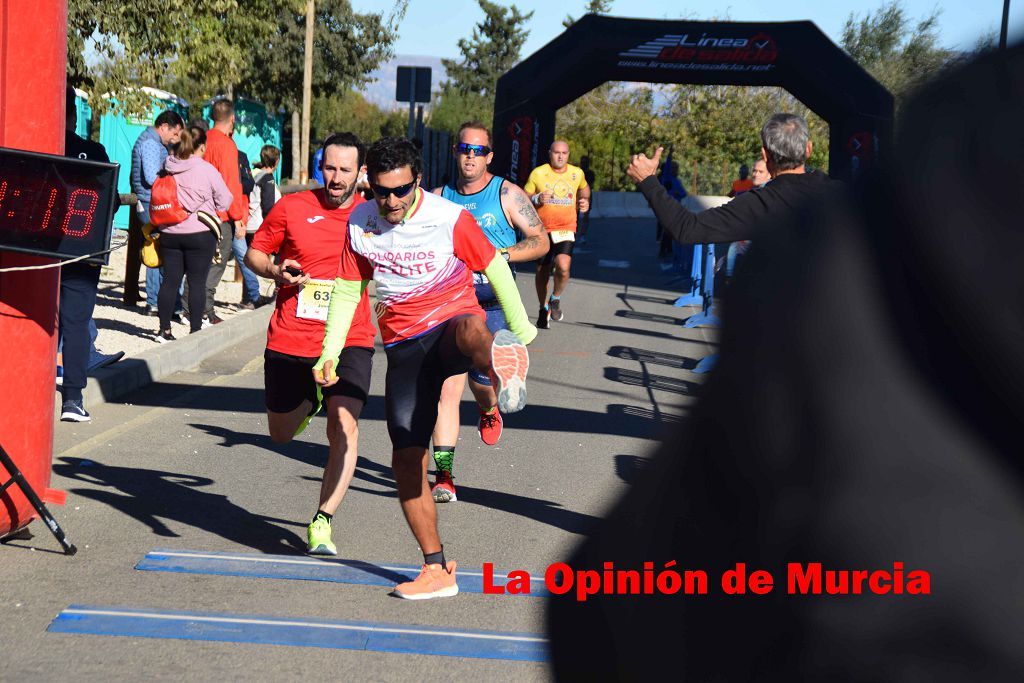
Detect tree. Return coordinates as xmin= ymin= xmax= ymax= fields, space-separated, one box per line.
xmin=557 ymin=84 xmax=665 ymax=191
xmin=441 ymin=0 xmax=533 ymax=100
xmin=240 ymin=0 xmax=404 ymax=178
xmin=241 ymin=0 xmax=403 ymax=112
xmin=67 ymin=0 xmax=289 ymax=116
xmin=430 ymin=0 xmax=532 ymax=136
xmin=564 ymin=0 xmax=614 ymax=29
xmin=841 ymin=1 xmax=953 ymax=105
xmin=557 ymin=83 xmax=829 ymax=194
xmin=311 ymin=91 xmax=405 ymax=146
xmin=428 ymin=90 xmax=493 ymax=137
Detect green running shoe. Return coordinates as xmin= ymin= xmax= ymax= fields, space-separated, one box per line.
xmin=306 ymin=513 xmax=337 ymax=556
xmin=294 ymin=385 xmax=324 ymax=437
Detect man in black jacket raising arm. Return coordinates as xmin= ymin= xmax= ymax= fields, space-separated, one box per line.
xmin=627 ymin=113 xmax=840 ymax=244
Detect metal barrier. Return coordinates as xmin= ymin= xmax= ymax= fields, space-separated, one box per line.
xmin=667 ymin=195 xmax=729 ymax=374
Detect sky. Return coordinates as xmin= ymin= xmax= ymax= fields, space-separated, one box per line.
xmin=352 ymin=0 xmax=1024 ymax=59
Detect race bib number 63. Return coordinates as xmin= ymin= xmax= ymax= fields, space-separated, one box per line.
xmin=296 ymin=279 xmax=334 ymax=322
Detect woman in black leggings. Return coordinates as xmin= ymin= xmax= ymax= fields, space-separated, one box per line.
xmin=156 ymin=126 xmax=233 ymax=340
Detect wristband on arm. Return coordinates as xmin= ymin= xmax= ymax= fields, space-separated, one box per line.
xmin=482 ymin=252 xmax=537 ymax=345
xmin=313 ymin=278 xmax=368 ymax=375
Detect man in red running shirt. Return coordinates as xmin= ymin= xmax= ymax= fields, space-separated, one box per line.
xmin=245 ymin=132 xmax=376 ymax=556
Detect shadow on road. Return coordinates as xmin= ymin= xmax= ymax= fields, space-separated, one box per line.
xmin=603 ymin=367 xmax=701 ymax=396
xmin=614 ymin=454 xmax=650 ymax=484
xmin=342 ymin=455 xmax=601 ymax=535
xmin=54 ymin=456 xmax=305 ymax=554
xmin=615 ymin=309 xmax=690 ymax=326
xmin=573 ymin=320 xmax=716 ymax=345
xmin=608 ymin=345 xmax=699 ymax=370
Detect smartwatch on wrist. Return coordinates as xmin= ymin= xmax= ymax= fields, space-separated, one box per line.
xmin=500 ymin=248 xmax=511 ymax=263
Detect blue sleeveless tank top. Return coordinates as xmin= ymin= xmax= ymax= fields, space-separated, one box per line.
xmin=442 ymin=175 xmax=516 ymax=249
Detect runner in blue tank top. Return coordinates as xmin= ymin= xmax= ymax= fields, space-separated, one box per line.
xmin=428 ymin=120 xmax=549 ymax=503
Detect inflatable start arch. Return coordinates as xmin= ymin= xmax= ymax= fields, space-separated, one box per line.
xmin=492 ymin=15 xmax=893 ymax=184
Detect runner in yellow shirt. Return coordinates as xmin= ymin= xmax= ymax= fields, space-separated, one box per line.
xmin=524 ymin=140 xmax=591 ymax=328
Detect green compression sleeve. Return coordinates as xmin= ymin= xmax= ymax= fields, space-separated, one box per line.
xmin=314 ymin=278 xmax=368 ymax=373
xmin=483 ymin=253 xmax=537 ymax=345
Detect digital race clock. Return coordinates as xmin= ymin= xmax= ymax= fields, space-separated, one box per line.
xmin=0 ymin=147 xmax=120 ymax=265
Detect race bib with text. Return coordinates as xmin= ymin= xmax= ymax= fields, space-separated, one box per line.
xmin=295 ymin=279 xmax=334 ymax=321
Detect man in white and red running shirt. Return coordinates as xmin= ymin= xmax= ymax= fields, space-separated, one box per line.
xmin=314 ymin=136 xmax=537 ymax=600
xmin=245 ymin=132 xmax=376 ymax=557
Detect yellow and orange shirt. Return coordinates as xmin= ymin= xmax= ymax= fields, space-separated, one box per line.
xmin=524 ymin=163 xmax=589 ymax=232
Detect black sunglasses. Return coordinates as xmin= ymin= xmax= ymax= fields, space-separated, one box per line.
xmin=455 ymin=142 xmax=492 ymax=157
xmin=370 ymin=180 xmax=418 ymax=199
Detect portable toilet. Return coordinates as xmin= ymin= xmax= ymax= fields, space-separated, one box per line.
xmin=202 ymin=95 xmax=282 ymax=183
xmin=73 ymin=87 xmax=91 ymax=138
xmin=98 ymin=87 xmax=189 ymax=230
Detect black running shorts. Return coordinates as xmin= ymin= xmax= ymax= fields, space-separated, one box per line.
xmin=264 ymin=346 xmax=373 ymax=414
xmin=384 ymin=316 xmax=476 ymax=450
xmin=540 ymin=232 xmax=575 ymax=265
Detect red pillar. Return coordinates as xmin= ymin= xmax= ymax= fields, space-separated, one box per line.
xmin=0 ymin=1 xmax=69 ymax=535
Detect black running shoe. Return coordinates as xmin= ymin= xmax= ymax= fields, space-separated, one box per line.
xmin=537 ymin=307 xmax=550 ymax=329
xmin=60 ymin=399 xmax=90 ymax=423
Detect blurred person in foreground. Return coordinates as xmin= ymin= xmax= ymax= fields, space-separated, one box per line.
xmin=548 ymin=43 xmax=1024 ymax=680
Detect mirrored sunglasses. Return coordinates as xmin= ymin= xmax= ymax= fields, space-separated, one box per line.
xmin=370 ymin=180 xmax=418 ymax=198
xmin=456 ymin=142 xmax=492 ymax=157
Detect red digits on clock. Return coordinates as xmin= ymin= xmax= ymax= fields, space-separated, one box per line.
xmin=39 ymin=187 xmax=59 ymax=231
xmin=61 ymin=188 xmax=98 ymax=237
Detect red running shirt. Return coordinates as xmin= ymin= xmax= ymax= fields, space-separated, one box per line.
xmin=251 ymin=189 xmax=376 ymax=356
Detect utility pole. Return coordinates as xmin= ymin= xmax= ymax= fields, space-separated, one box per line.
xmin=1000 ymin=0 xmax=1011 ymax=50
xmin=300 ymin=0 xmax=315 ymax=183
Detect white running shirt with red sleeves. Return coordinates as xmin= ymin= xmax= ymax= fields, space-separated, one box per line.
xmin=338 ymin=188 xmax=497 ymax=346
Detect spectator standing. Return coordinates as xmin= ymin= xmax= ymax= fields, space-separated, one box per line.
xmin=130 ymin=109 xmax=184 ymax=315
xmin=657 ymin=161 xmax=688 ymax=264
xmin=724 ymin=158 xmax=771 ymax=278
xmin=310 ymin=146 xmax=324 ymax=184
xmin=628 ymin=113 xmax=832 ymax=246
xmin=58 ymin=86 xmax=121 ymax=422
xmin=156 ymin=126 xmax=232 ymax=341
xmin=244 ymin=145 xmax=282 ymax=308
xmin=728 ymin=164 xmax=754 ymax=197
xmin=750 ymin=158 xmax=770 ymax=188
xmin=577 ymin=155 xmax=596 ymax=244
xmin=190 ymin=98 xmax=247 ymax=324
xmin=232 ymin=149 xmax=261 ymax=308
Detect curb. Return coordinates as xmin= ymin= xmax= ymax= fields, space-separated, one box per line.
xmin=82 ymin=306 xmax=273 ymax=409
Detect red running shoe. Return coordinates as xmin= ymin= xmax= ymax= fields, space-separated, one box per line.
xmin=478 ymin=407 xmax=503 ymax=445
xmin=432 ymin=471 xmax=457 ymax=503
xmin=490 ymin=329 xmax=529 ymax=414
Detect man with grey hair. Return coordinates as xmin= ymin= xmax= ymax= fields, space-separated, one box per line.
xmin=627 ymin=113 xmax=837 ymax=245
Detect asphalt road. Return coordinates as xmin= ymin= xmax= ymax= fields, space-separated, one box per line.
xmin=1 ymin=217 xmax=715 ymax=681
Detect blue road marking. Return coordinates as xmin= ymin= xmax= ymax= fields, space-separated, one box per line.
xmin=137 ymin=549 xmax=550 ymax=597
xmin=48 ymin=605 xmax=548 ymax=663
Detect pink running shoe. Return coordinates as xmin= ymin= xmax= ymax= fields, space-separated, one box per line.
xmin=490 ymin=329 xmax=529 ymax=414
